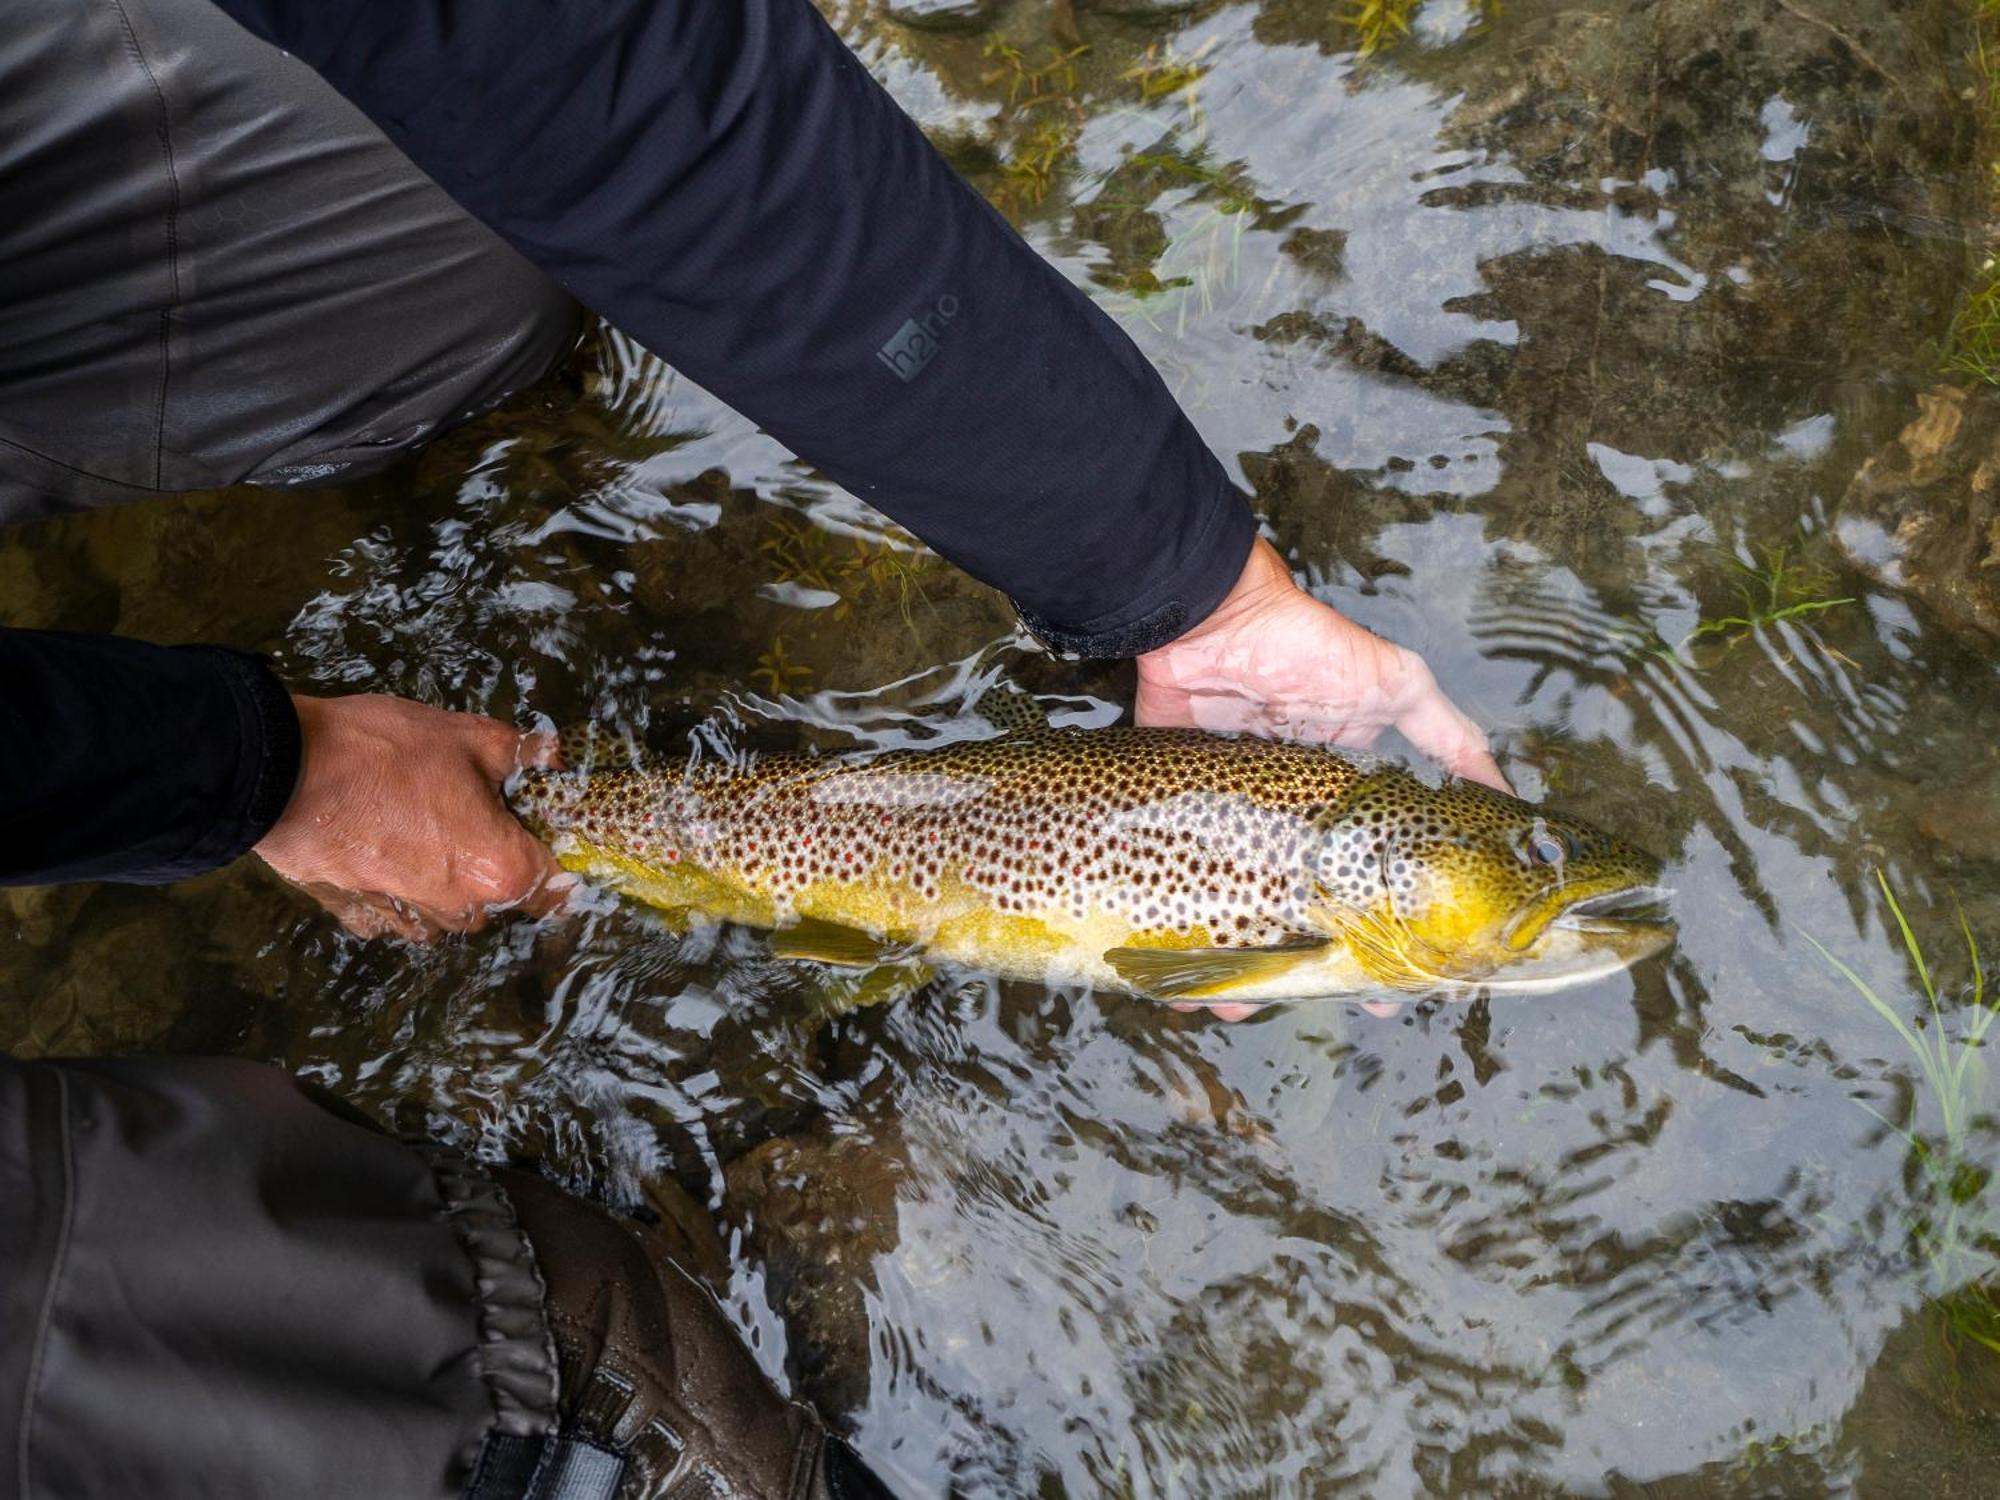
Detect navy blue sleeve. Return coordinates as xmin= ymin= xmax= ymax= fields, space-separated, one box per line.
xmin=210 ymin=0 xmax=1257 ymax=656
xmin=0 ymin=630 xmax=301 ymax=885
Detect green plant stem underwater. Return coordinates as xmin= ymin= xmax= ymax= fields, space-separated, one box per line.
xmin=1809 ymin=872 xmax=2000 ymax=1356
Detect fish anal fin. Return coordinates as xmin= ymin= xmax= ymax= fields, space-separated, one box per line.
xmin=1104 ymin=938 xmax=1327 ymax=1001
xmin=769 ymin=916 xmax=911 ymax=968
xmin=816 ymin=961 xmax=935 ymax=1016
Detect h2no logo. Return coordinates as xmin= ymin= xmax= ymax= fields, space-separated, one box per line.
xmin=876 ymin=294 xmax=960 ymax=382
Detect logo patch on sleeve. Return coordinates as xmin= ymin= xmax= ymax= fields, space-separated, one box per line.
xmin=877 ymin=294 xmax=961 ymax=382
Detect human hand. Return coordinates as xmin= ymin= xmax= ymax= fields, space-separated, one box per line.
xmin=254 ymin=694 xmax=566 ymax=940
xmin=1137 ymin=538 xmax=1510 ymax=1021
xmin=1136 ymin=538 xmax=1509 ymax=789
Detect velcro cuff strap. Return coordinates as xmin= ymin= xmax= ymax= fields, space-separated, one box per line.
xmin=465 ymin=1434 xmax=625 ymax=1500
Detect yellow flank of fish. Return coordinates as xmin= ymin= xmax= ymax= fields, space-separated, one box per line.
xmin=512 ymin=725 xmax=1670 ymax=1003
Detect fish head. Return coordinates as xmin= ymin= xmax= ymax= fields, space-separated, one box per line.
xmin=1311 ymin=771 xmax=1672 ymax=992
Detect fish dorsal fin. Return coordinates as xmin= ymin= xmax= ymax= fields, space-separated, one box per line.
xmin=1103 ymin=937 xmax=1327 ymax=1001
xmin=554 ymin=722 xmax=650 ymax=774
xmin=768 ymin=916 xmax=913 ymax=969
xmin=971 ymin=684 xmax=1050 ymax=736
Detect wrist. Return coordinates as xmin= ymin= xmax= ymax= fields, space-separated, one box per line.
xmin=253 ymin=695 xmax=330 ymax=857
xmin=1139 ymin=537 xmax=1298 ymax=663
xmin=1013 ymin=489 xmax=1258 ymax=661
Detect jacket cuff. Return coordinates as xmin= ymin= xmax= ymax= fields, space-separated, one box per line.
xmin=161 ymin=648 xmax=302 ymax=876
xmin=1012 ymin=491 xmax=1257 ymax=660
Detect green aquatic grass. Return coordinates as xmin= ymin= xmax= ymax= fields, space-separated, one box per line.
xmin=758 ymin=515 xmax=937 ymax=629
xmin=1119 ymin=41 xmax=1214 ymax=124
xmin=1091 ymin=153 xmax=1272 ymax=337
xmin=752 ymin=634 xmax=812 ymax=697
xmin=976 ymin=40 xmax=1090 ymax=214
xmin=980 ymin=39 xmax=1088 ymax=106
xmin=1943 ymin=4 xmax=2000 ymax=383
xmin=1342 ymin=0 xmax=1421 ymax=56
xmin=1943 ymin=261 xmax=2000 ymax=387
xmin=1680 ymin=543 xmax=1854 ymax=653
xmin=1809 ymin=872 xmax=2000 ymax=1355
xmin=1596 ymin=541 xmax=1856 ymax=671
xmin=1340 ymin=0 xmax=1500 ymax=58
xmin=1097 ymin=203 xmax=1253 ymax=335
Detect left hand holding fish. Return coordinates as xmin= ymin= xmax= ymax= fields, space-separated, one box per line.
xmin=255 ymin=694 xmax=569 ymax=940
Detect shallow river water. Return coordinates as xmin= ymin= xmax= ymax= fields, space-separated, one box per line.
xmin=6 ymin=0 xmax=2000 ymax=1494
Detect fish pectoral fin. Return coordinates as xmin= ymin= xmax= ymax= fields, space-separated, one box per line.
xmin=1103 ymin=938 xmax=1327 ymax=1001
xmin=768 ymin=917 xmax=912 ymax=968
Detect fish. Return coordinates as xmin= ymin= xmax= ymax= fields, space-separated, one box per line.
xmin=509 ymin=723 xmax=1671 ymax=1004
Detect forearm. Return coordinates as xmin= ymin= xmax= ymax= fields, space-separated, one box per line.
xmin=0 ymin=629 xmax=300 ymax=884
xmin=211 ymin=0 xmax=1257 ymax=654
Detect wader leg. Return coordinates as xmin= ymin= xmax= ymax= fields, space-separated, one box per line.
xmin=0 ymin=0 xmax=581 ymax=523
xmin=0 ymin=1055 xmax=896 ymax=1500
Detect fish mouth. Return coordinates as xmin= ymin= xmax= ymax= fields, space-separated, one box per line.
xmin=1483 ymin=881 xmax=1675 ymax=991
xmin=1504 ymin=876 xmax=1668 ymax=950
xmin=1549 ymin=883 xmax=1675 ymax=934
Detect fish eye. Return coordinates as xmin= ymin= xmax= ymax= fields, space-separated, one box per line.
xmin=1525 ymin=825 xmax=1571 ymax=867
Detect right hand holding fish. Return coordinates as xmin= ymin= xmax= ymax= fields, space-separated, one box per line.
xmin=1133 ymin=537 xmax=1510 ymax=797
xmin=255 ymin=694 xmax=567 ymax=940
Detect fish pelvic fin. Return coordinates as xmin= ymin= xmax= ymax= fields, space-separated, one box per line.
xmin=1103 ymin=937 xmax=1328 ymax=1001
xmin=768 ymin=916 xmax=916 ymax=969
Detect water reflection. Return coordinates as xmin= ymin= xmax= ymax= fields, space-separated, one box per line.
xmin=5 ymin=0 xmax=2000 ymax=1493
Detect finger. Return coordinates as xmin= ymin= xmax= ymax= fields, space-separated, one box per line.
xmin=465 ymin=714 xmax=538 ymax=783
xmin=455 ymin=815 xmax=564 ymax=910
xmin=405 ymin=897 xmax=487 ymax=935
xmin=1168 ymin=1000 xmax=1261 ymax=1022
xmin=518 ymin=727 xmax=561 ymax=771
xmin=1361 ymin=1000 xmax=1403 ymax=1018
xmin=327 ymin=889 xmax=436 ymax=943
xmin=1449 ymin=745 xmax=1512 ymax=796
xmin=1396 ymin=691 xmax=1513 ymax=795
xmin=509 ymin=868 xmax=579 ymax=921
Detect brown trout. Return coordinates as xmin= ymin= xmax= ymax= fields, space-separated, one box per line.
xmin=510 ymin=726 xmax=1670 ymax=1003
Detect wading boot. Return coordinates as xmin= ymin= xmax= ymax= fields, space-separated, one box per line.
xmin=497 ymin=1168 xmax=895 ymax=1500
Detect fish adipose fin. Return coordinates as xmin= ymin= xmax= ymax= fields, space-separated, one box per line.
xmin=768 ymin=917 xmax=913 ymax=968
xmin=553 ymin=722 xmax=650 ymax=773
xmin=1103 ymin=938 xmax=1328 ymax=1000
xmin=971 ymin=683 xmax=1051 ymax=736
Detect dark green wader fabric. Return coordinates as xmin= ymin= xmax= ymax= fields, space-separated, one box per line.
xmin=0 ymin=1055 xmax=561 ymax=1500
xmin=0 ymin=0 xmax=581 ymax=523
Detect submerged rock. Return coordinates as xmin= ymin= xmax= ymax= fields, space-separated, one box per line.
xmin=723 ymin=1117 xmax=908 ymax=1416
xmin=886 ymin=0 xmax=1002 ymax=30
xmin=1836 ymin=383 xmax=2000 ymax=645
xmin=1919 ymin=762 xmax=2000 ymax=864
